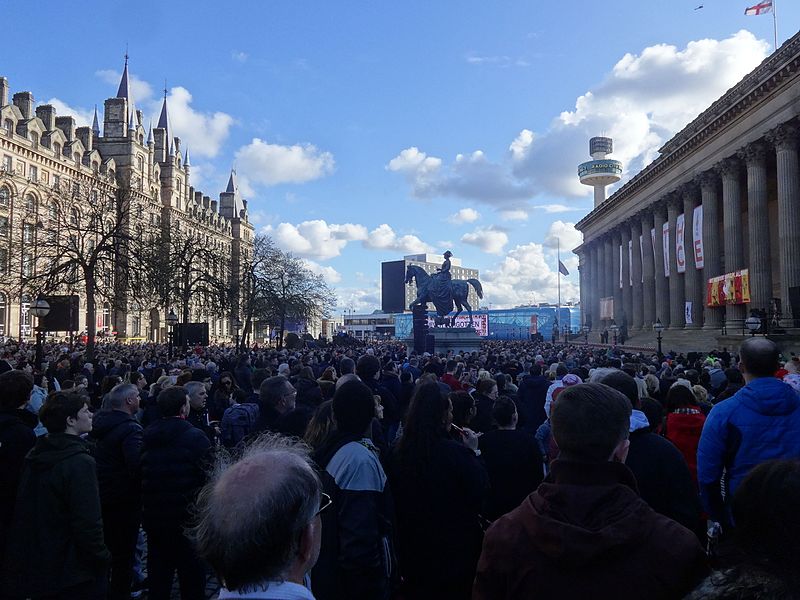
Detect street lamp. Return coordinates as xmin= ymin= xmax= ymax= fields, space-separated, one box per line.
xmin=233 ymin=317 xmax=243 ymax=350
xmin=653 ymin=319 xmax=664 ymax=355
xmin=166 ymin=309 xmax=178 ymax=359
xmin=745 ymin=315 xmax=761 ymax=337
xmin=29 ymin=298 xmax=50 ymax=369
xmin=582 ymin=324 xmax=589 ymax=345
xmin=610 ymin=322 xmax=619 ymax=346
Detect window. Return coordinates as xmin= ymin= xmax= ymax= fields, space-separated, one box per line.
xmin=24 ymin=194 xmax=35 ymax=212
xmin=20 ymin=295 xmax=30 ymax=338
xmin=53 ymin=174 xmax=60 ymax=190
xmin=0 ymin=293 xmax=6 ymax=336
xmin=41 ymin=171 xmax=48 ymax=184
xmin=23 ymin=222 xmax=34 ymax=244
xmin=74 ymin=153 xmax=81 ymax=165
xmin=53 ymin=143 xmax=61 ymax=157
xmin=0 ymin=187 xmax=8 ymax=207
xmin=0 ymin=248 xmax=8 ymax=274
xmin=29 ymin=166 xmax=37 ymax=183
xmin=0 ymin=216 xmax=7 ymax=238
xmin=3 ymin=120 xmax=12 ymax=135
xmin=22 ymin=253 xmax=33 ymax=277
xmin=70 ymin=208 xmax=79 ymax=226
xmin=2 ymin=156 xmax=11 ymax=172
xmin=48 ymin=202 xmax=58 ymax=221
xmin=30 ymin=132 xmax=38 ymax=148
xmin=16 ymin=161 xmax=25 ymax=176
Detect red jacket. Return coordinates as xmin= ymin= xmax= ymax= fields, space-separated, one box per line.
xmin=665 ymin=410 xmax=706 ymax=485
xmin=441 ymin=373 xmax=464 ymax=391
xmin=473 ymin=460 xmax=707 ymax=600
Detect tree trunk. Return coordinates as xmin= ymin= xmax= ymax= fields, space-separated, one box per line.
xmin=278 ymin=312 xmax=286 ymax=350
xmin=85 ymin=277 xmax=97 ymax=357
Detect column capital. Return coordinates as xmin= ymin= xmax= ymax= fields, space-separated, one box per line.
xmin=652 ymin=199 xmax=668 ymax=219
xmin=679 ymin=181 xmax=700 ymax=201
xmin=611 ymin=226 xmax=622 ymax=242
xmin=715 ymin=156 xmax=742 ymax=179
xmin=629 ymin=218 xmax=642 ymax=234
xmin=697 ymin=170 xmax=719 ymax=192
xmin=766 ymin=121 xmax=800 ymax=151
xmin=738 ymin=141 xmax=769 ymax=167
xmin=666 ymin=192 xmax=683 ymax=212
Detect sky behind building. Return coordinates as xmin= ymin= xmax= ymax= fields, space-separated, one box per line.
xmin=3 ymin=0 xmax=797 ymax=312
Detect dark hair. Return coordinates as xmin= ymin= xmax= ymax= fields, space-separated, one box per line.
xmin=129 ymin=371 xmax=144 ymax=385
xmin=725 ymin=368 xmax=745 ymax=385
xmin=356 ymin=355 xmax=381 ymax=381
xmin=639 ymin=397 xmax=665 ymax=432
xmin=599 ymin=370 xmax=639 ymax=409
xmin=556 ymin=364 xmax=568 ymax=378
xmin=733 ymin=459 xmax=800 ymax=581
xmin=157 ymin=386 xmax=189 ymax=417
xmin=39 ymin=391 xmax=87 ymax=433
xmin=445 ymin=359 xmax=457 ymax=373
xmin=339 ymin=357 xmax=355 ymax=375
xmin=666 ymin=385 xmax=698 ymax=412
xmin=332 ymin=381 xmax=376 ymax=436
xmin=530 ymin=364 xmax=542 ymax=377
xmin=398 ymin=382 xmax=449 ymax=467
xmin=0 ymin=370 xmax=33 ymax=411
xmin=449 ymin=390 xmax=475 ymax=427
xmin=260 ymin=376 xmax=291 ymax=408
xmin=740 ymin=337 xmax=780 ymax=378
xmin=303 ymin=400 xmax=334 ymax=451
xmin=476 ymin=378 xmax=497 ymax=395
xmin=400 ymin=371 xmax=412 ymax=383
xmin=492 ymin=397 xmax=517 ymax=428
xmin=551 ymin=383 xmax=631 ymax=463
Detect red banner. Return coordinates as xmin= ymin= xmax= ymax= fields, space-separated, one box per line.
xmin=707 ymin=269 xmax=751 ymax=306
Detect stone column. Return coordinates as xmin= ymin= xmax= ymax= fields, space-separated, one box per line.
xmin=589 ymin=242 xmax=599 ymax=331
xmin=667 ymin=193 xmax=685 ymax=329
xmin=630 ymin=218 xmax=643 ymax=331
xmin=716 ymin=157 xmax=746 ymax=330
xmin=768 ymin=123 xmax=800 ymax=327
xmin=612 ymin=228 xmax=623 ymax=325
xmin=681 ymin=183 xmax=703 ymax=329
xmin=740 ymin=142 xmax=772 ymax=318
xmin=653 ymin=201 xmax=670 ymax=327
xmin=699 ymin=171 xmax=723 ymax=329
xmin=640 ymin=208 xmax=656 ymax=329
xmin=578 ymin=249 xmax=587 ymax=327
xmin=621 ymin=224 xmax=632 ymax=331
xmin=604 ymin=234 xmax=614 ymax=323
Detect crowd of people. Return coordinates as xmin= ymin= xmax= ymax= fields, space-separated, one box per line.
xmin=0 ymin=334 xmax=799 ymax=599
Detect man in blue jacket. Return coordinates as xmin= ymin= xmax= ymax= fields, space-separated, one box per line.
xmin=698 ymin=337 xmax=800 ymax=526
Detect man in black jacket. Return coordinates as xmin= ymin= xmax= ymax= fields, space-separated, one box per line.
xmin=515 ymin=364 xmax=550 ymax=433
xmin=0 ymin=369 xmax=36 ymax=568
xmin=141 ymin=386 xmax=211 ymax=600
xmin=90 ymin=383 xmax=143 ymax=600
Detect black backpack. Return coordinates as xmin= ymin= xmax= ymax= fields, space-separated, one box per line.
xmin=220 ymin=403 xmax=260 ymax=448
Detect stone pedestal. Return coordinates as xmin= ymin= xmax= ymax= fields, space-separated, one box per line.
xmin=429 ymin=326 xmax=483 ymax=354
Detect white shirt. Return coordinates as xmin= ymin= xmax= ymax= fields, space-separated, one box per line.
xmin=218 ymin=579 xmax=316 ymax=600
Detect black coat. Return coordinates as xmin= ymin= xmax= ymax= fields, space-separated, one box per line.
xmin=2 ymin=433 xmax=111 ymax=597
xmin=0 ymin=409 xmax=37 ymax=563
xmin=141 ymin=417 xmax=211 ymax=531
xmin=515 ymin=375 xmax=550 ymax=433
xmin=471 ymin=393 xmax=496 ymax=434
xmin=89 ymin=409 xmax=143 ymax=506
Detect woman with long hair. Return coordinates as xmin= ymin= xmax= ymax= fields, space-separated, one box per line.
xmin=389 ymin=382 xmax=488 ymax=600
xmin=664 ymin=384 xmax=706 ymax=485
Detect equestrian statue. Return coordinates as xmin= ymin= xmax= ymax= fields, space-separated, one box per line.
xmin=405 ymin=251 xmax=484 ymax=327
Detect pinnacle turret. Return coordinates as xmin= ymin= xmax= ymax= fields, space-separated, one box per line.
xmin=92 ymin=105 xmax=100 ymax=136
xmin=184 ymin=147 xmax=191 ymax=167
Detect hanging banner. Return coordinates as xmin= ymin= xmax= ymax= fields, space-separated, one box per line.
xmin=628 ymin=239 xmax=633 ymax=286
xmin=693 ymin=205 xmax=704 ymax=269
xmin=676 ymin=213 xmax=686 ymax=273
xmin=651 ymin=227 xmax=656 ymax=266
xmin=600 ymin=297 xmax=614 ymax=320
xmin=639 ymin=235 xmax=644 ymax=283
xmin=619 ymin=245 xmax=623 ymax=289
xmin=685 ymin=301 xmax=693 ymax=325
xmin=528 ymin=315 xmax=538 ymax=336
xmin=706 ymin=269 xmax=751 ymax=306
xmin=662 ymin=222 xmax=670 ymax=277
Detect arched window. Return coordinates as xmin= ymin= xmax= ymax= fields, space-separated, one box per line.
xmin=24 ymin=194 xmax=36 ymax=212
xmin=137 ymin=154 xmax=145 ymax=173
xmin=0 ymin=187 xmax=8 ymax=207
xmin=19 ymin=294 xmax=31 ymax=339
xmin=70 ymin=207 xmax=79 ymax=226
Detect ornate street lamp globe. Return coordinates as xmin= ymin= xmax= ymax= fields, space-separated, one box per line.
xmin=166 ymin=309 xmax=178 ymax=328
xmin=653 ymin=319 xmax=665 ymax=334
xmin=745 ymin=315 xmax=761 ymax=333
xmin=29 ymin=298 xmax=51 ymax=319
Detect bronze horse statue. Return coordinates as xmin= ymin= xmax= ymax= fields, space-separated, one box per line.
xmin=405 ymin=264 xmax=483 ymax=327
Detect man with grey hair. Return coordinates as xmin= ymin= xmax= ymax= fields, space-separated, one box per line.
xmin=191 ymin=434 xmax=324 ymax=599
xmin=185 ymin=380 xmax=214 ymax=441
xmin=89 ymin=383 xmax=144 ymax=599
xmin=256 ymin=375 xmax=310 ymax=437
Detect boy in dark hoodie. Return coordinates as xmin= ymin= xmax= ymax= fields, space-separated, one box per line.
xmin=474 ymin=383 xmax=706 ymax=600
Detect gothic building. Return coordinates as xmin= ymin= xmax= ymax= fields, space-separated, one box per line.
xmin=0 ymin=58 xmax=254 ymax=342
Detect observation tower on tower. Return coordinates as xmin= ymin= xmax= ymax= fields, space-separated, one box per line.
xmin=578 ymin=136 xmax=622 ymax=208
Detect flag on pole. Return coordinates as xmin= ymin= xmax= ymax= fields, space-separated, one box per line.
xmin=745 ymin=0 xmax=772 ymax=15
xmin=558 ymin=260 xmax=570 ymax=276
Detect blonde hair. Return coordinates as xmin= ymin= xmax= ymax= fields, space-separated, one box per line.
xmin=692 ymin=385 xmax=708 ymax=404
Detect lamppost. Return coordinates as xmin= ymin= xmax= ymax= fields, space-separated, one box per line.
xmin=233 ymin=317 xmax=242 ymax=350
xmin=745 ymin=315 xmax=761 ymax=337
xmin=610 ymin=322 xmax=619 ymax=346
xmin=654 ymin=319 xmax=664 ymax=356
xmin=166 ymin=309 xmax=178 ymax=359
xmin=29 ymin=298 xmax=50 ymax=369
xmin=582 ymin=324 xmax=589 ymax=345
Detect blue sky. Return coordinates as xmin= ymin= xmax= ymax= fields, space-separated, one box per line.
xmin=2 ymin=0 xmax=796 ymax=312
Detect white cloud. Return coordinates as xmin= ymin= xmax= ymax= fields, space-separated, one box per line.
xmin=447 ymin=208 xmax=481 ymax=224
xmin=335 ymin=286 xmax=382 ymax=313
xmin=482 ymin=242 xmax=579 ymax=307
xmin=465 ymin=54 xmax=531 ymax=68
xmin=303 ymin=259 xmax=342 ymax=284
xmin=533 ymin=204 xmax=582 ymax=213
xmin=95 ymin=69 xmax=153 ymax=104
xmin=232 ymin=51 xmax=249 ymax=63
xmin=461 ymin=226 xmax=509 ymax=254
xmin=390 ymin=31 xmax=770 ymax=205
xmin=498 ymin=209 xmax=529 ymax=221
xmin=543 ymin=220 xmax=583 ymax=252
xmin=364 ymin=224 xmax=433 ymax=254
xmin=266 ymin=220 xmax=367 ymax=260
xmin=43 ymin=98 xmax=94 ymax=127
xmin=235 ymin=138 xmax=335 ymax=186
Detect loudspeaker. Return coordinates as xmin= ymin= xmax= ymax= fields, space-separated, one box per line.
xmin=424 ymin=334 xmax=435 ymax=355
xmin=790 ymin=287 xmax=800 ymax=327
xmin=412 ymin=304 xmax=428 ymax=354
xmin=39 ymin=295 xmax=80 ymax=332
xmin=175 ymin=322 xmax=209 ymax=346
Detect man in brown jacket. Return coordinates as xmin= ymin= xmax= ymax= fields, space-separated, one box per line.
xmin=473 ymin=382 xmax=707 ymax=600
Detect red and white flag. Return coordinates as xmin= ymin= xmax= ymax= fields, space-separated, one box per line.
xmin=745 ymin=0 xmax=773 ymax=15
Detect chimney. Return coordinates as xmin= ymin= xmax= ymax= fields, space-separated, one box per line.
xmin=35 ymin=104 xmax=56 ymax=130
xmin=12 ymin=91 xmax=34 ymax=119
xmin=202 ymin=195 xmax=210 ymax=209
xmin=75 ymin=126 xmax=92 ymax=152
xmin=0 ymin=78 xmax=8 ymax=107
xmin=210 ymin=199 xmax=218 ymax=213
xmin=103 ymin=98 xmax=126 ymax=139
xmin=194 ymin=191 xmax=203 ymax=205
xmin=55 ymin=116 xmax=76 ymax=141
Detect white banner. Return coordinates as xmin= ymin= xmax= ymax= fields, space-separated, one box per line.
xmin=685 ymin=301 xmax=693 ymax=325
xmin=619 ymin=244 xmax=623 ymax=289
xmin=693 ymin=204 xmax=704 ymax=269
xmin=651 ymin=227 xmax=656 ymax=266
xmin=427 ymin=313 xmax=488 ymax=337
xmin=662 ymin=222 xmax=670 ymax=277
xmin=676 ymin=213 xmax=686 ymax=273
xmin=628 ymin=239 xmax=633 ymax=286
xmin=639 ymin=235 xmax=644 ymax=283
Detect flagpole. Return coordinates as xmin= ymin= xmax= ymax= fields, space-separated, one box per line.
xmin=773 ymin=0 xmax=779 ymax=50
xmin=557 ymin=238 xmax=562 ymax=332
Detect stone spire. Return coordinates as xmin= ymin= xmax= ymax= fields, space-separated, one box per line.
xmin=184 ymin=147 xmax=191 ymax=167
xmin=128 ymin=105 xmax=137 ymax=131
xmin=92 ymin=105 xmax=100 ymax=136
xmin=225 ymin=169 xmax=246 ymax=216
xmin=157 ymin=87 xmax=171 ymax=135
xmin=146 ymin=120 xmax=153 ymax=145
xmin=116 ymin=53 xmax=132 ymax=99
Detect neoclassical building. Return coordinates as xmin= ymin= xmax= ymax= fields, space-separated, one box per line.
xmin=575 ymin=30 xmax=800 ymax=350
xmin=0 ymin=58 xmax=254 ymax=342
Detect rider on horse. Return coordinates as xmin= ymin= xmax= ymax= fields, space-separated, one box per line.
xmin=429 ymin=251 xmax=453 ymax=310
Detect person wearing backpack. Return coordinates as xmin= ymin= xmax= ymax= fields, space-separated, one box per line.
xmin=220 ymin=397 xmax=260 ymax=449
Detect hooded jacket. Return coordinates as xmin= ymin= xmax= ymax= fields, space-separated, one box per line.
xmin=473 ymin=460 xmax=707 ymax=600
xmin=698 ymin=377 xmax=800 ymax=522
xmin=2 ymin=433 xmax=111 ymax=597
xmin=0 ymin=408 xmax=37 ymax=565
xmin=89 ymin=409 xmax=143 ymax=506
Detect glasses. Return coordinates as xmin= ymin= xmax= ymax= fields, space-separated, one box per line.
xmin=316 ymin=492 xmax=332 ymax=516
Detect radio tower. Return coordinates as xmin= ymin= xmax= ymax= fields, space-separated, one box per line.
xmin=578 ymin=137 xmax=622 ymax=208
